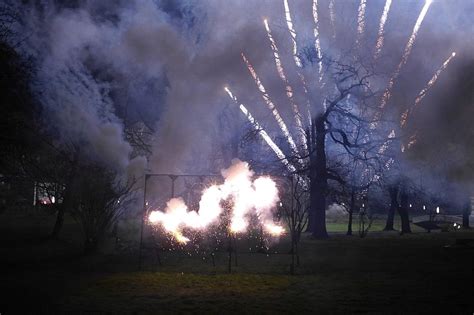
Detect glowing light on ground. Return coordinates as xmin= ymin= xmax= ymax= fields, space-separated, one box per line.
xmin=148 ymin=160 xmax=284 ymax=242
xmin=241 ymin=53 xmax=300 ymax=158
xmin=225 ymin=87 xmax=297 ymax=173
xmin=401 ymin=52 xmax=456 ymax=127
xmin=374 ymin=0 xmax=392 ymax=60
xmin=378 ymin=0 xmax=433 ymax=114
xmin=263 ymin=19 xmax=307 ymax=151
xmin=264 ymin=223 xmax=285 ymax=236
xmin=283 ymin=0 xmax=302 ymax=68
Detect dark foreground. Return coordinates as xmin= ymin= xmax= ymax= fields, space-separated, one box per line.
xmin=1 ymin=215 xmax=473 ymax=314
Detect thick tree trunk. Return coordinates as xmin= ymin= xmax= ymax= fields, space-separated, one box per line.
xmin=462 ymin=197 xmax=471 ymax=228
xmin=311 ymin=116 xmax=328 ymax=239
xmin=384 ymin=185 xmax=398 ymax=231
xmin=398 ymin=185 xmax=412 ymax=234
xmin=347 ymin=189 xmax=355 ymax=236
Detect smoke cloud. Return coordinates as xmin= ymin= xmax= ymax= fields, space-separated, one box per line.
xmin=9 ymin=0 xmax=474 ymax=194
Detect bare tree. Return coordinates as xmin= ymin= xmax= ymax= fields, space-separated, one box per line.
xmin=72 ymin=163 xmax=137 ymax=254
xmin=281 ymin=175 xmax=308 ymax=273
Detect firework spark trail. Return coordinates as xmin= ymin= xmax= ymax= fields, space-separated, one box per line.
xmin=283 ymin=0 xmax=315 ymax=126
xmin=283 ymin=0 xmax=302 ymax=68
xmin=329 ymin=0 xmax=336 ymax=39
xmin=149 ymin=160 xmax=284 ymax=243
xmin=401 ymin=52 xmax=456 ymax=127
xmin=264 ymin=19 xmax=307 ymax=151
xmin=377 ymin=0 xmax=433 ymax=115
xmin=241 ymin=53 xmax=301 ymax=159
xmin=361 ymin=129 xmax=396 ymax=183
xmin=300 ymin=78 xmax=313 ymax=127
xmin=312 ymin=0 xmax=323 ymax=81
xmin=356 ymin=0 xmax=367 ymax=45
xmin=378 ymin=129 xmax=396 ymax=155
xmin=225 ymin=87 xmax=297 ymax=174
xmin=407 ymin=132 xmax=418 ymax=149
xmin=374 ymin=0 xmax=393 ymax=60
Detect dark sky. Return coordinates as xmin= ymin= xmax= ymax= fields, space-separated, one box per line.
xmin=9 ymin=0 xmax=474 ymax=187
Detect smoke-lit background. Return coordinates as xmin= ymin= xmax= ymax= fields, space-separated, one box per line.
xmin=6 ymin=0 xmax=474 ymax=190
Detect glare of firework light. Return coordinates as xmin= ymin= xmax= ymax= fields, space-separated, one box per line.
xmin=264 ymin=223 xmax=285 ymax=236
xmin=401 ymin=52 xmax=456 ymax=127
xmin=378 ymin=0 xmax=433 ymax=112
xmin=224 ymin=86 xmax=297 ymax=173
xmin=263 ymin=19 xmax=307 ymax=151
xmin=241 ymin=53 xmax=301 ymax=158
xmin=283 ymin=0 xmax=302 ymax=68
xmin=374 ymin=0 xmax=393 ymax=60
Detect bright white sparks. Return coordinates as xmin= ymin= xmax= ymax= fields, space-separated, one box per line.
xmin=401 ymin=52 xmax=456 ymax=127
xmin=356 ymin=0 xmax=367 ymax=44
xmin=374 ymin=0 xmax=392 ymax=60
xmin=263 ymin=19 xmax=307 ymax=151
xmin=407 ymin=133 xmax=418 ymax=149
xmin=416 ymin=52 xmax=456 ymax=109
xmin=241 ymin=53 xmax=300 ymax=158
xmin=378 ymin=129 xmax=396 ymax=155
xmin=312 ymin=0 xmax=323 ymax=80
xmin=283 ymin=0 xmax=302 ymax=68
xmin=149 ymin=160 xmax=284 ymax=243
xmin=378 ymin=0 xmax=433 ymax=112
xmin=224 ymin=87 xmax=297 ymax=174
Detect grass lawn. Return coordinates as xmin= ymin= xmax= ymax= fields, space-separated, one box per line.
xmin=1 ymin=212 xmax=473 ymax=314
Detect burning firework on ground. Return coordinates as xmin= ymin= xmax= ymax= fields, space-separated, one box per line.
xmin=148 ymin=160 xmax=284 ymax=244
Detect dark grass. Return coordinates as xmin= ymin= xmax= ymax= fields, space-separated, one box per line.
xmin=1 ymin=212 xmax=473 ymax=314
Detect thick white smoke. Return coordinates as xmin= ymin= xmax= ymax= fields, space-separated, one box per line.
xmin=149 ymin=159 xmax=283 ymax=243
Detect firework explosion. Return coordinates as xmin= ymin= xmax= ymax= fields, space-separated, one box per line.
xmin=224 ymin=0 xmax=455 ymax=178
xmin=148 ymin=160 xmax=284 ymax=243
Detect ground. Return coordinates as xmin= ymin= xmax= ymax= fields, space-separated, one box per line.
xmin=0 ymin=212 xmax=473 ymax=314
